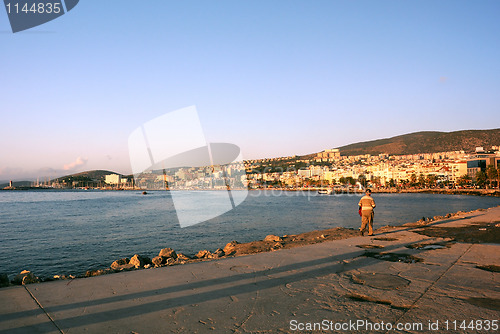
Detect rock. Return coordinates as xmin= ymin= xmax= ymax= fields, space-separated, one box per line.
xmin=159 ymin=248 xmax=177 ymax=259
xmin=12 ymin=270 xmax=39 ymax=285
xmin=144 ymin=264 xmax=151 ymax=269
xmin=165 ymin=258 xmax=176 ymax=265
xmin=0 ymin=273 xmax=9 ymax=288
xmin=130 ymin=254 xmax=151 ymax=268
xmin=208 ymin=248 xmax=225 ymax=259
xmin=113 ymin=263 xmax=135 ymax=271
xmin=223 ymin=241 xmax=239 ymax=255
xmin=272 ymin=242 xmax=283 ymax=250
xmin=152 ymin=256 xmax=164 ymax=267
xmin=111 ymin=258 xmax=135 ymax=271
xmin=176 ymin=253 xmax=191 ymax=261
xmin=264 ymin=235 xmax=282 ymax=242
xmin=110 ymin=258 xmax=129 ymax=270
xmin=195 ymin=250 xmax=211 ymax=259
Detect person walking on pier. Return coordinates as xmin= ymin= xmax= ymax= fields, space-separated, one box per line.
xmin=358 ymin=189 xmax=376 ymax=236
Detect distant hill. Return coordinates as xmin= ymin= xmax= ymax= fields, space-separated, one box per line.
xmin=53 ymin=170 xmax=123 ymax=182
xmin=336 ymin=129 xmax=500 ymax=156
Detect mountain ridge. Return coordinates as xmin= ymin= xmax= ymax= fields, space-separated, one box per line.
xmin=335 ymin=128 xmax=500 ymax=156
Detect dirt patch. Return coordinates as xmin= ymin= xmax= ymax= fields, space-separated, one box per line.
xmin=351 ymin=273 xmax=410 ymax=290
xmin=373 ymin=237 xmax=398 ymax=241
xmin=356 ymin=244 xmax=384 ymax=249
xmin=346 ymin=293 xmax=410 ymax=311
xmin=476 ymin=264 xmax=500 ymax=273
xmin=465 ymin=297 xmax=500 ymax=311
xmin=363 ymin=251 xmax=423 ymax=264
xmin=406 ymin=241 xmax=455 ymax=250
xmin=413 ymin=222 xmax=500 ymax=244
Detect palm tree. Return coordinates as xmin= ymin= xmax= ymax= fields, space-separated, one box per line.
xmin=486 ymin=166 xmax=498 ymax=188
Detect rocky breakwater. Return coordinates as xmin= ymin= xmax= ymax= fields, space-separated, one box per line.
xmin=0 ymin=270 xmax=40 ymax=287
xmin=0 ymin=227 xmax=361 ymax=287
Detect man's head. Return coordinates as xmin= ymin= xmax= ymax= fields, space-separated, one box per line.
xmin=366 ymin=189 xmax=372 ymax=195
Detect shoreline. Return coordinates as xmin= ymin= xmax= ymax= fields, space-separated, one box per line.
xmin=3 ymin=187 xmax=500 ymax=197
xmin=3 ymin=203 xmax=499 ymax=288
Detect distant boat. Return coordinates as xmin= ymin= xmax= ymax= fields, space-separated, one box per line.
xmin=318 ymin=188 xmax=333 ymax=195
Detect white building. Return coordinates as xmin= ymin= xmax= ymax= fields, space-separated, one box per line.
xmin=105 ymin=174 xmax=121 ymax=185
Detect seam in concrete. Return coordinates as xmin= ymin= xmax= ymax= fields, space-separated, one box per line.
xmin=384 ymin=243 xmax=473 ymax=334
xmin=24 ymin=285 xmax=65 ymax=334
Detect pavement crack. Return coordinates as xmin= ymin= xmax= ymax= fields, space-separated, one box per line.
xmin=24 ymin=285 xmax=65 ymax=334
xmin=384 ymin=243 xmax=474 ymax=334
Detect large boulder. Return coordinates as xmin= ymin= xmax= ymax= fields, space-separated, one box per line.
xmin=0 ymin=274 xmax=10 ymax=288
xmin=129 ymin=254 xmax=151 ymax=268
xmin=111 ymin=258 xmax=135 ymax=271
xmin=12 ymin=270 xmax=39 ymax=285
xmin=111 ymin=258 xmax=129 ymax=269
xmin=176 ymin=253 xmax=191 ymax=261
xmin=223 ymin=241 xmax=240 ymax=255
xmin=195 ymin=250 xmax=211 ymax=259
xmin=152 ymin=256 xmax=164 ymax=267
xmin=208 ymin=248 xmax=225 ymax=259
xmin=159 ymin=248 xmax=177 ymax=259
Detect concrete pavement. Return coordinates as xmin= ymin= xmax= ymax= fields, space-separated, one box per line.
xmin=1 ymin=207 xmax=499 ymax=333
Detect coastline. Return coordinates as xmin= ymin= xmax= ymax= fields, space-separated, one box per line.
xmin=3 ymin=187 xmax=500 ymax=198
xmin=3 ymin=203 xmax=499 ymax=287
xmin=372 ymin=188 xmax=500 ymax=197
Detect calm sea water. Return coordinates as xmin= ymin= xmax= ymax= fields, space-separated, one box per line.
xmin=0 ymin=190 xmax=498 ymax=278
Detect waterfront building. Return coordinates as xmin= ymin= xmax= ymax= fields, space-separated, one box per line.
xmin=467 ymin=154 xmax=500 ymax=179
xmin=105 ymin=174 xmax=121 ymax=185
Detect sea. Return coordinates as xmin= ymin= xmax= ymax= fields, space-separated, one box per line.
xmin=0 ymin=190 xmax=498 ymax=278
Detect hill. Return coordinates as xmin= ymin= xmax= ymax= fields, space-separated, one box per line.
xmin=53 ymin=170 xmax=123 ymax=183
xmin=336 ymin=129 xmax=500 ymax=156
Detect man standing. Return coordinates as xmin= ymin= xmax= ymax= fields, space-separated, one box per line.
xmin=358 ymin=189 xmax=376 ymax=236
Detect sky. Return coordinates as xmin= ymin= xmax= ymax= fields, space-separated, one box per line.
xmin=1 ymin=0 xmax=499 ymax=181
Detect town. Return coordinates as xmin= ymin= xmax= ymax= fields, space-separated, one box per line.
xmin=12 ymin=145 xmax=499 ymax=192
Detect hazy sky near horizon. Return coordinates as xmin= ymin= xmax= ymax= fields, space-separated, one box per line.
xmin=1 ymin=0 xmax=499 ymax=181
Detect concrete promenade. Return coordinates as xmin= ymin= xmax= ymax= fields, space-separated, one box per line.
xmin=0 ymin=207 xmax=499 ymax=333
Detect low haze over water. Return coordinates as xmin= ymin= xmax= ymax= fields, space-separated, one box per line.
xmin=0 ymin=190 xmax=498 ymax=278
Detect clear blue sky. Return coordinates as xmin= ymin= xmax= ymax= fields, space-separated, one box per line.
xmin=1 ymin=0 xmax=499 ymax=181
